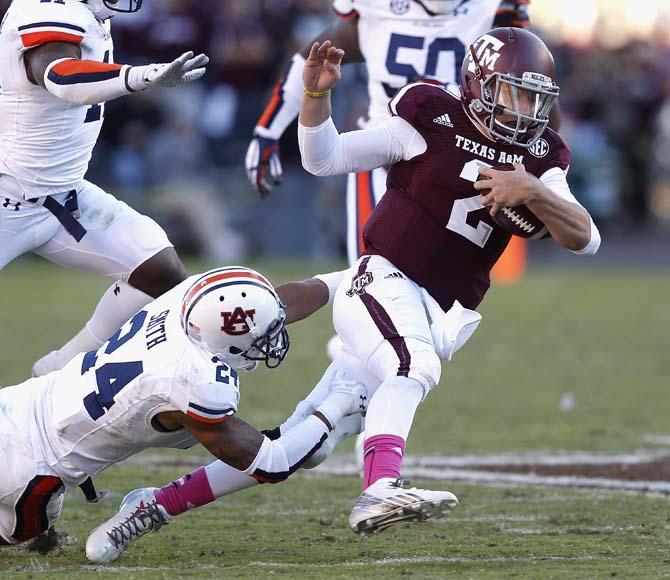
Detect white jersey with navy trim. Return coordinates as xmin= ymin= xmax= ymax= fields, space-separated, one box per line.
xmin=0 ymin=276 xmax=239 ymax=487
xmin=333 ymin=0 xmax=515 ymax=124
xmin=0 ymin=0 xmax=114 ymax=197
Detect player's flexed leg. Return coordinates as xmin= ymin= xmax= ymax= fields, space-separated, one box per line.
xmin=0 ymin=0 xmax=209 ymax=375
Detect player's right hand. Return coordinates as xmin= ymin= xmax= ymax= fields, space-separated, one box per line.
xmin=303 ymin=40 xmax=345 ymax=94
xmin=245 ymin=134 xmax=283 ymax=198
xmin=128 ymin=51 xmax=209 ymax=91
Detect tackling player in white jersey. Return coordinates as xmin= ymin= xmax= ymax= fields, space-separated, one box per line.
xmin=0 ymin=266 xmax=368 ymax=552
xmin=246 ymin=0 xmax=534 ymax=265
xmin=83 ymin=267 xmax=477 ymax=562
xmin=0 ymin=0 xmax=208 ymax=376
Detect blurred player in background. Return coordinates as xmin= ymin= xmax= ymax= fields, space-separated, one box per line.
xmin=246 ymin=0 xmax=535 ymax=266
xmin=0 ymin=0 xmax=208 ymax=376
xmin=0 ymin=266 xmax=367 ymax=554
xmin=296 ymin=29 xmax=600 ymax=536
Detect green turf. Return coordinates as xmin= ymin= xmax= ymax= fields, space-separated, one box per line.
xmin=1 ymin=257 xmax=670 ymax=577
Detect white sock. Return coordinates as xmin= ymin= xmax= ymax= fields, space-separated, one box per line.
xmin=364 ymin=376 xmax=424 ymax=440
xmin=204 ymin=460 xmax=259 ymax=498
xmin=53 ymin=281 xmax=153 ymax=364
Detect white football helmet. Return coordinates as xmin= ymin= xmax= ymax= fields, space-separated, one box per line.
xmin=181 ymin=267 xmax=289 ymax=372
xmin=418 ymin=0 xmax=465 ymax=15
xmin=83 ymin=0 xmax=143 ymax=21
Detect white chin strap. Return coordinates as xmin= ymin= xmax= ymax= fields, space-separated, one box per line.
xmin=420 ymin=0 xmax=463 ymax=14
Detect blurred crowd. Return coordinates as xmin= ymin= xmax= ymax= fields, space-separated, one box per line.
xmin=2 ymin=0 xmax=670 ymax=258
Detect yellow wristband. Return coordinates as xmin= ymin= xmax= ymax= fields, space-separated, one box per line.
xmin=304 ymin=88 xmax=330 ymax=98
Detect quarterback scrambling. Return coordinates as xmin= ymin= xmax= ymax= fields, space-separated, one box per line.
xmin=0 ymin=0 xmax=207 ymax=376
xmin=246 ymin=0 xmax=534 ymax=264
xmin=0 ymin=267 xmax=367 ymax=553
xmin=296 ymin=29 xmax=600 ymax=535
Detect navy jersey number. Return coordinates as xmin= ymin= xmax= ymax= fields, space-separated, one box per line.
xmin=81 ymin=310 xmax=147 ymax=420
xmin=215 ymin=361 xmax=239 ymax=387
xmin=383 ymin=34 xmax=466 ymax=97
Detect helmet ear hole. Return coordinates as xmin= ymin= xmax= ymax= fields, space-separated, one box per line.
xmin=229 ymin=346 xmax=243 ymax=354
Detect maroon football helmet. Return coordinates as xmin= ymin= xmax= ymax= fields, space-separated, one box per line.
xmin=461 ymin=28 xmax=559 ymax=148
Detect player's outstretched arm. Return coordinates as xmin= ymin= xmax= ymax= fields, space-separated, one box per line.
xmin=163 ymin=378 xmax=366 ymax=484
xmin=475 ymin=164 xmax=600 ymax=255
xmin=276 ymin=271 xmax=346 ymax=324
xmin=25 ymin=42 xmax=208 ymax=106
xmin=246 ymin=16 xmax=362 ymax=197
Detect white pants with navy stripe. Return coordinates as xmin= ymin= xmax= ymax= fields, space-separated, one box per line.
xmin=345 ymin=166 xmax=388 ymax=266
xmin=333 ymin=255 xmax=441 ymax=397
xmin=0 ymin=174 xmax=172 ymax=278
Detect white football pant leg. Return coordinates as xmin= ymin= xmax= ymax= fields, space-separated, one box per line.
xmin=333 ymin=255 xmax=441 ymax=444
xmin=34 ymin=180 xmax=172 ymax=279
xmin=0 ymin=175 xmax=60 ymax=270
xmin=0 ymin=404 xmax=64 ymax=544
xmin=334 ymin=255 xmax=440 ymax=396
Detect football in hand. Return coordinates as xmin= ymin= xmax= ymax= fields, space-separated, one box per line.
xmin=477 ymin=166 xmax=549 ymax=239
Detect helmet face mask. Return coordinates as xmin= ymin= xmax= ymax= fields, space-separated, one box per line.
xmin=238 ymin=312 xmax=290 ymax=370
xmin=461 ymin=29 xmax=559 ymax=148
xmin=474 ymin=70 xmax=558 ymax=148
xmin=84 ymin=0 xmax=143 ymax=21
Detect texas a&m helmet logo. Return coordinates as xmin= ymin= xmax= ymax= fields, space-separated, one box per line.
xmin=221 ymin=307 xmax=256 ymax=335
xmin=466 ymin=34 xmax=504 ymax=74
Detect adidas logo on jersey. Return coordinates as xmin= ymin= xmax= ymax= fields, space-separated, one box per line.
xmin=433 ymin=114 xmax=453 ymax=128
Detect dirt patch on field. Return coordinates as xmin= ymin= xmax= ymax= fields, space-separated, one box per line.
xmin=465 ymin=456 xmax=670 ymax=482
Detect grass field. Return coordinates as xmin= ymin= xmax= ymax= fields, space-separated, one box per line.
xmin=1 ymin=257 xmax=670 ymax=578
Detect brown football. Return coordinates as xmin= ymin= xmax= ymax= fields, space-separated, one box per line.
xmin=477 ymin=167 xmax=549 ymax=239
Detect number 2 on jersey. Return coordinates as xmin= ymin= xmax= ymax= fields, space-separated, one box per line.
xmin=81 ymin=310 xmax=147 ymax=420
xmin=446 ymin=160 xmax=494 ymax=248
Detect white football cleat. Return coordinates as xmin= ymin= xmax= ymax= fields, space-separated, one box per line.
xmin=31 ymin=350 xmax=65 ymax=377
xmin=86 ymin=487 xmax=171 ymax=563
xmin=349 ymin=478 xmax=458 ymax=536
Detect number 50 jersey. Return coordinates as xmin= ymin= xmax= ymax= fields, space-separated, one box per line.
xmin=0 ymin=277 xmax=240 ymax=488
xmin=0 ymin=0 xmax=114 ymax=198
xmin=332 ymin=0 xmax=530 ymax=124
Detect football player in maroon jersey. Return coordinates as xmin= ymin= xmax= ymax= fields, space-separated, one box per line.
xmin=246 ymin=0 xmax=541 ymax=268
xmin=298 ymin=28 xmax=600 ymax=535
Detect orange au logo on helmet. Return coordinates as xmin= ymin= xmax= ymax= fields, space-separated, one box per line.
xmin=221 ymin=307 xmax=256 ymax=336
xmin=467 ymin=34 xmax=504 ymax=72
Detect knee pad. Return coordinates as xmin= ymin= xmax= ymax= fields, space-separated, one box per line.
xmin=407 ymin=349 xmax=442 ymax=397
xmin=368 ymin=338 xmax=441 ymax=398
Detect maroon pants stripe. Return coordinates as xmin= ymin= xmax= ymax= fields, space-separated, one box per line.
xmin=12 ymin=475 xmax=63 ymax=542
xmin=354 ymin=257 xmax=411 ymax=377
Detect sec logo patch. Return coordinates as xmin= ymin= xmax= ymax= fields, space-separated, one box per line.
xmin=390 ymin=0 xmax=410 ymax=14
xmin=529 ymin=137 xmax=549 ymax=158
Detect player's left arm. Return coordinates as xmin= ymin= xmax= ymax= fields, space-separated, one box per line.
xmin=158 ymin=377 xmax=364 ymax=483
xmin=475 ymin=164 xmax=600 ymax=255
xmin=24 ymin=41 xmax=208 ymax=106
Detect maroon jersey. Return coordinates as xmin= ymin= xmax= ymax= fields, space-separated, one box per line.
xmin=362 ymin=83 xmax=570 ymax=310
